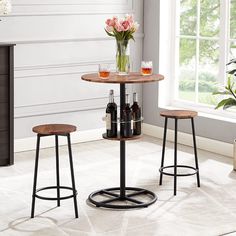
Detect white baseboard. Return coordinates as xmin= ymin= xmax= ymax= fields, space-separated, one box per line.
xmin=14 ymin=128 xmax=104 ymax=153
xmin=142 ymin=123 xmax=233 ymax=158
xmin=15 ymin=124 xmax=233 ymax=158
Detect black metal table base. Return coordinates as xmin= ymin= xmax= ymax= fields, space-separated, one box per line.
xmin=88 ymin=84 xmax=157 ymax=210
xmin=88 ymin=187 xmax=157 ymax=209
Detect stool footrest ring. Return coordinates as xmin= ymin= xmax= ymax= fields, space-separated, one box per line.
xmin=159 ymin=165 xmax=198 ymax=177
xmin=35 ymin=186 xmax=77 ymax=201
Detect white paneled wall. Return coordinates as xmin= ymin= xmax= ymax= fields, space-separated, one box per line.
xmin=0 ymin=0 xmax=143 ymax=139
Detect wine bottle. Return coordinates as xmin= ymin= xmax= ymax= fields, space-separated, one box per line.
xmin=121 ymin=94 xmax=133 ymax=137
xmin=106 ymin=90 xmax=117 ymax=137
xmin=131 ymin=92 xmax=142 ymax=135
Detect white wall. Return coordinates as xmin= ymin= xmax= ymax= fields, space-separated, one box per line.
xmin=0 ymin=0 xmax=143 ymax=139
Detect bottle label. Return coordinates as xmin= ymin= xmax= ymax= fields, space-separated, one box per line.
xmin=106 ymin=113 xmax=111 ymax=130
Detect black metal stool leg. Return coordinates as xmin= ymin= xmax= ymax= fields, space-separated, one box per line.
xmin=55 ymin=135 xmax=60 ymax=207
xmin=191 ymin=118 xmax=200 ymax=187
xmin=31 ymin=134 xmax=41 ymax=218
xmin=67 ymin=134 xmax=78 ymax=218
xmin=174 ymin=118 xmax=178 ymax=196
xmin=159 ymin=117 xmax=168 ymax=185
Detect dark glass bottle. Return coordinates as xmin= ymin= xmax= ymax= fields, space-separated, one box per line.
xmin=131 ymin=92 xmax=142 ymax=135
xmin=121 ymin=94 xmax=133 ymax=137
xmin=106 ymin=90 xmax=117 ymax=137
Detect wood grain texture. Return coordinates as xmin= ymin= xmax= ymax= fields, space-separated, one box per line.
xmin=160 ymin=110 xmax=198 ymax=119
xmin=33 ymin=124 xmax=77 ymax=135
xmin=102 ymin=133 xmax=142 ymax=141
xmin=0 ymin=131 xmax=9 ymax=165
xmin=81 ymin=72 xmax=164 ymax=84
xmin=0 ymin=76 xmax=8 ymax=103
xmin=0 ymin=45 xmax=14 ymax=165
xmin=0 ymin=47 xmax=9 ymax=75
xmin=0 ymin=103 xmax=9 ymax=131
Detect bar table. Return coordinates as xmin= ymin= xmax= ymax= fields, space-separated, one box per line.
xmin=81 ymin=72 xmax=164 ymax=209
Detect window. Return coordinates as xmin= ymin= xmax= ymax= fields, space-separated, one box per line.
xmin=230 ymin=0 xmax=236 ymax=58
xmin=159 ymin=0 xmax=236 ymax=117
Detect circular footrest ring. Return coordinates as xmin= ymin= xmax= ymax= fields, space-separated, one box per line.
xmin=35 ymin=186 xmax=77 ymax=201
xmin=88 ymin=187 xmax=157 ymax=209
xmin=159 ymin=165 xmax=198 ymax=177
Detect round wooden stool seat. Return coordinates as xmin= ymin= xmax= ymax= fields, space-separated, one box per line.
xmin=160 ymin=110 xmax=197 ymax=119
xmin=32 ymin=124 xmax=77 ymax=135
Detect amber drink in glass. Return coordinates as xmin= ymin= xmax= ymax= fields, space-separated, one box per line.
xmin=98 ymin=64 xmax=110 ymax=79
xmin=141 ymin=61 xmax=153 ymax=75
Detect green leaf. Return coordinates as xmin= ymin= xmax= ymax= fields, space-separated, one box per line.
xmin=215 ymin=98 xmax=236 ymax=109
xmin=226 ymin=58 xmax=236 ymax=65
xmin=223 ymin=98 xmax=236 ymax=109
xmin=215 ymin=98 xmax=232 ymax=109
xmin=105 ymin=29 xmax=114 ymax=37
xmin=212 ymin=90 xmax=231 ymax=95
xmin=227 ymin=69 xmax=236 ymax=75
xmin=227 ymin=77 xmax=231 ymax=87
xmin=130 ymin=34 xmax=135 ymax=41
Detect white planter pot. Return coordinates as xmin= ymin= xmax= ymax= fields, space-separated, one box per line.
xmin=234 ymin=139 xmax=236 ymax=170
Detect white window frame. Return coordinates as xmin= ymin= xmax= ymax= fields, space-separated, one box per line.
xmin=159 ymin=0 xmax=236 ymax=121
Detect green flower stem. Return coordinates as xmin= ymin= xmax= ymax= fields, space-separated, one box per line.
xmin=116 ymin=40 xmax=130 ymax=74
xmin=116 ymin=55 xmax=129 ymax=72
xmin=229 ymin=87 xmax=236 ymax=100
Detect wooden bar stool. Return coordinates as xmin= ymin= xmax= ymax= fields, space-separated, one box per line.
xmin=159 ymin=110 xmax=200 ymax=195
xmin=31 ymin=124 xmax=78 ymax=218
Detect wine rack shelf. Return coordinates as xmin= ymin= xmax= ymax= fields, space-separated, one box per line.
xmin=102 ymin=133 xmax=142 ymax=141
xmin=110 ymin=117 xmax=144 ymax=124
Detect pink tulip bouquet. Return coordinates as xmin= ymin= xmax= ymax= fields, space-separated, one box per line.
xmin=105 ymin=14 xmax=139 ymax=41
xmin=105 ymin=15 xmax=139 ymax=75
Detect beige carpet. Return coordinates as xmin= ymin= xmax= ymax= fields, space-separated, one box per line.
xmin=0 ymin=136 xmax=236 ymax=236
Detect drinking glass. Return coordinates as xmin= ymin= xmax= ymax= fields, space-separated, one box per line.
xmin=141 ymin=61 xmax=153 ymax=75
xmin=98 ymin=64 xmax=110 ymax=79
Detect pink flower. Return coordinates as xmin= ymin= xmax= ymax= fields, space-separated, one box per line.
xmin=105 ymin=16 xmax=118 ymax=27
xmin=112 ymin=16 xmax=118 ymax=23
xmin=115 ymin=22 xmax=124 ymax=32
xmin=104 ymin=14 xmax=139 ymax=39
xmin=125 ymin=14 xmax=134 ymax=25
xmin=121 ymin=20 xmax=130 ymax=31
xmin=106 ymin=19 xmax=113 ymax=26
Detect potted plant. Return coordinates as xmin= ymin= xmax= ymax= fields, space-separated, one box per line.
xmin=213 ymin=58 xmax=236 ymax=170
xmin=213 ymin=58 xmax=236 ymax=109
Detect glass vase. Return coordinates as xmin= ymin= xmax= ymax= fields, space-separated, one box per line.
xmin=116 ymin=40 xmax=130 ymax=75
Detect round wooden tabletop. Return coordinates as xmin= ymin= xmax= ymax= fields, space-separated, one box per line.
xmin=81 ymin=72 xmax=164 ymax=84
